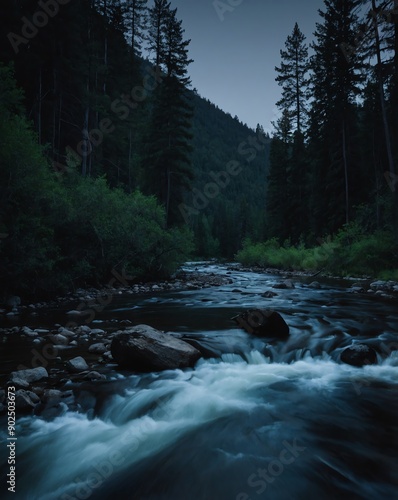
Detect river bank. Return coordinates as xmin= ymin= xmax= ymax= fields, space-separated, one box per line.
xmin=0 ymin=264 xmax=234 ymax=318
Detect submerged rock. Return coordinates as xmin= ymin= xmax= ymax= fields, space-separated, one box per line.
xmin=232 ymin=309 xmax=290 ymax=338
xmin=340 ymin=344 xmax=377 ymax=367
xmin=111 ymin=325 xmax=201 ymax=372
xmin=272 ymin=280 xmax=295 ymax=290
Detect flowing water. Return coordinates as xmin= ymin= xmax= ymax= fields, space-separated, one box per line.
xmin=1 ymin=263 xmax=398 ymax=500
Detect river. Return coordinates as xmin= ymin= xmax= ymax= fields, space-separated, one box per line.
xmin=1 ymin=263 xmax=398 ymax=500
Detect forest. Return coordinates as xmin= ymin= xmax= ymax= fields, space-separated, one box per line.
xmin=239 ymin=0 xmax=398 ymax=278
xmin=1 ymin=0 xmax=398 ymax=300
xmin=0 ymin=0 xmax=268 ymax=299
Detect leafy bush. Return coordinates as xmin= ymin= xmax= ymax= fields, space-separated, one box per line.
xmin=236 ymin=225 xmax=398 ymax=278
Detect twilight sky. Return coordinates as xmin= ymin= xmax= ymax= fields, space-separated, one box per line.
xmin=168 ymin=0 xmax=326 ymax=132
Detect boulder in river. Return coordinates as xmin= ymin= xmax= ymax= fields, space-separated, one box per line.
xmin=272 ymin=280 xmax=295 ymax=290
xmin=232 ymin=309 xmax=290 ymax=338
xmin=340 ymin=343 xmax=377 ymax=367
xmin=111 ymin=325 xmax=201 ymax=372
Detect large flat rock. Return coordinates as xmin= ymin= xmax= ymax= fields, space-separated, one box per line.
xmin=111 ymin=325 xmax=201 ymax=372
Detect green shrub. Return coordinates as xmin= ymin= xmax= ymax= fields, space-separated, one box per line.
xmin=236 ymin=226 xmax=398 ymax=277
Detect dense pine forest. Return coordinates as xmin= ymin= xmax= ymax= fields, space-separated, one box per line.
xmin=1 ymin=0 xmax=398 ymax=301
xmin=239 ymin=0 xmax=398 ymax=278
xmin=0 ymin=0 xmax=268 ymax=299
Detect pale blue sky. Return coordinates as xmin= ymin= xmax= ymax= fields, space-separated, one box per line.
xmin=169 ymin=0 xmax=325 ymax=132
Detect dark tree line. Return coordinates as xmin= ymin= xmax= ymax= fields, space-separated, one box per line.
xmin=266 ymin=0 xmax=398 ymax=245
xmin=0 ymin=0 xmax=270 ymax=298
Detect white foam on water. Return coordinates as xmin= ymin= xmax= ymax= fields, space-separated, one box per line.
xmin=12 ymin=354 xmax=398 ymax=499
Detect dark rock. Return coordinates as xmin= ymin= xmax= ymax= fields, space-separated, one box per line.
xmin=340 ymin=344 xmax=377 ymax=367
xmin=10 ymin=378 xmax=30 ymax=389
xmin=66 ymin=356 xmax=89 ymax=373
xmin=349 ymin=287 xmax=366 ymax=294
xmin=35 ymin=390 xmax=75 ymax=419
xmin=111 ymin=325 xmax=201 ymax=372
xmin=6 ymin=296 xmax=21 ymax=311
xmin=88 ymin=343 xmax=108 ymax=354
xmin=58 ymin=327 xmax=75 ymax=337
xmin=42 ymin=389 xmax=74 ymax=405
xmin=10 ymin=367 xmax=48 ymax=385
xmin=76 ymin=325 xmax=92 ymax=335
xmin=273 ymin=283 xmax=288 ymax=289
xmin=84 ymin=371 xmax=106 ymax=381
xmin=15 ymin=390 xmax=37 ymax=411
xmin=308 ymin=281 xmax=321 ymax=289
xmin=273 ymin=280 xmax=295 ymax=290
xmin=26 ymin=391 xmax=40 ymax=404
xmin=370 ymin=280 xmax=387 ymax=290
xmin=182 ymin=338 xmax=220 ymax=359
xmin=51 ymin=334 xmax=69 ymax=345
xmin=262 ymin=291 xmax=278 ymax=298
xmin=232 ymin=309 xmax=290 ymax=338
xmin=21 ymin=326 xmax=38 ymax=337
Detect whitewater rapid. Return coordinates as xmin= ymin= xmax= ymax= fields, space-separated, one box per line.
xmin=9 ymin=353 xmax=398 ymax=500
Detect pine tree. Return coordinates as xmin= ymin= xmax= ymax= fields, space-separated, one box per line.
xmin=144 ymin=3 xmax=194 ymax=226
xmin=308 ymin=0 xmax=364 ymax=233
xmin=125 ymin=0 xmax=148 ymax=56
xmin=274 ymin=23 xmax=310 ymax=241
xmin=266 ymin=108 xmax=293 ymax=241
xmin=147 ymin=0 xmax=170 ymax=69
xmin=275 ymin=23 xmax=309 ymax=134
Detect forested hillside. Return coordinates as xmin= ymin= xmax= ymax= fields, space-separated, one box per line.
xmin=0 ymin=0 xmax=269 ymax=299
xmin=189 ymin=96 xmax=269 ymax=257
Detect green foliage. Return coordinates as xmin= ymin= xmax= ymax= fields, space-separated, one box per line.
xmin=330 ymin=223 xmax=397 ymax=276
xmin=236 ymin=224 xmax=398 ymax=278
xmin=0 ymin=67 xmax=59 ymax=295
xmin=63 ymin=177 xmax=194 ymax=279
xmin=0 ymin=65 xmax=193 ymax=298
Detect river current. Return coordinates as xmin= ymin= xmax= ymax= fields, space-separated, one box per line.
xmin=1 ymin=263 xmax=398 ymax=499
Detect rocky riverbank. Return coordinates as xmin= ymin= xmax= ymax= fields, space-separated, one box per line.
xmin=0 ymin=268 xmax=234 ymax=317
xmin=233 ymin=264 xmax=398 ymax=299
xmin=0 ymin=268 xmax=236 ymax=417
